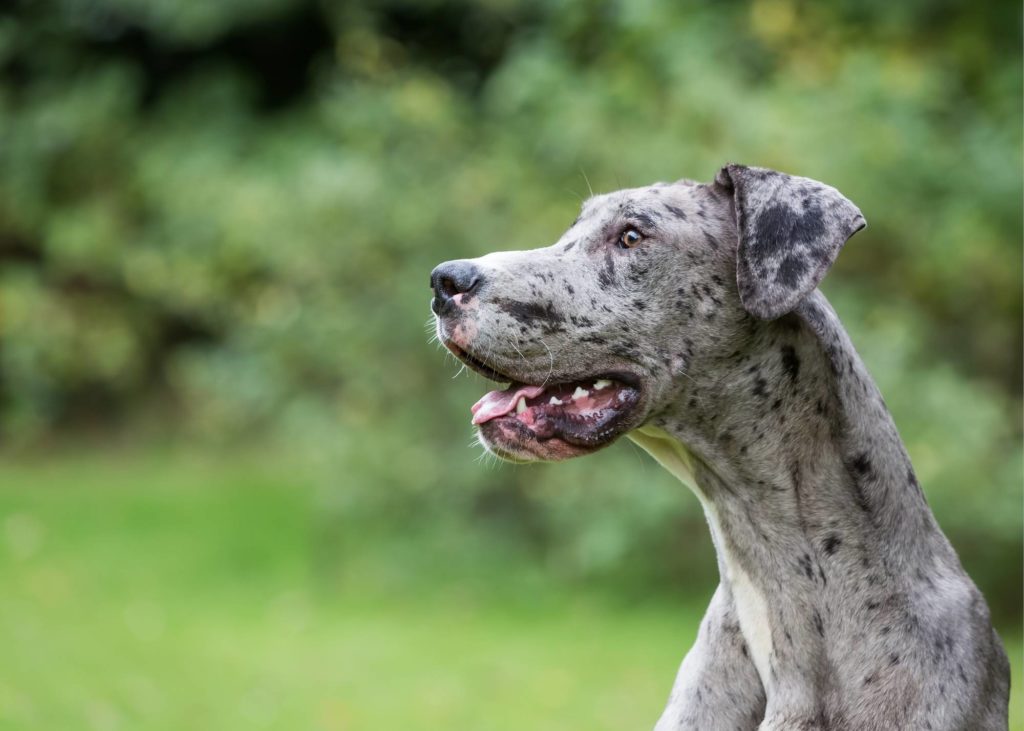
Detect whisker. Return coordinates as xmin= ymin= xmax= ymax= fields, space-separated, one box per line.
xmin=538 ymin=337 xmax=556 ymax=388
xmin=580 ymin=167 xmax=594 ymax=198
xmin=507 ymin=334 xmax=528 ymax=366
xmin=675 ymin=367 xmax=708 ymax=410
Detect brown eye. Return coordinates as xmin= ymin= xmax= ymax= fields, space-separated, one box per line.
xmin=618 ymin=228 xmax=643 ymax=249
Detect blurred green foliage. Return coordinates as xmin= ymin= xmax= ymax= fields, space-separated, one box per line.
xmin=0 ymin=0 xmax=1020 ymax=623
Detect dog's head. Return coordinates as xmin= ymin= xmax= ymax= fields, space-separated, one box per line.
xmin=431 ymin=164 xmax=864 ymax=463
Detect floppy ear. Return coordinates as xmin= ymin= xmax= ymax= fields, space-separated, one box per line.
xmin=714 ymin=164 xmax=866 ymax=320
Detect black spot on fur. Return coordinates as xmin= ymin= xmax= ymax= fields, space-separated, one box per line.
xmin=792 ymin=203 xmax=826 ymax=244
xmin=749 ymin=201 xmax=827 ymax=262
xmin=781 ymin=345 xmax=800 ymax=382
xmin=822 ymin=534 xmax=842 ymax=555
xmin=563 ymin=240 xmax=577 ymax=252
xmin=776 ymin=254 xmax=808 ymax=288
xmin=598 ymin=251 xmax=616 ymax=288
xmin=495 ymin=298 xmax=564 ymax=326
xmin=749 ymin=204 xmax=793 ymax=258
xmin=664 ymin=204 xmax=688 ymax=220
xmin=631 ymin=210 xmax=658 ymax=229
xmin=850 ymin=452 xmax=873 ymax=477
xmin=812 ymin=610 xmax=825 ymax=636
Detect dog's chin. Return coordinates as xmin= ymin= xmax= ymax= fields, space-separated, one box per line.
xmin=477 ymin=420 xmax=614 ymax=463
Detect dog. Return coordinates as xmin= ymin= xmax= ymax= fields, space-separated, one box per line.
xmin=429 ymin=164 xmax=1010 ymax=730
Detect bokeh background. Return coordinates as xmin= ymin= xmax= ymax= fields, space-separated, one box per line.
xmin=0 ymin=0 xmax=1021 ymax=729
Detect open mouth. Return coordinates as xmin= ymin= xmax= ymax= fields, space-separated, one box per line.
xmin=447 ymin=344 xmax=641 ymax=455
xmin=472 ymin=376 xmax=641 ymax=447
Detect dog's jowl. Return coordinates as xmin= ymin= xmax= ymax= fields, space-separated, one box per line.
xmin=430 ymin=165 xmax=1010 ymax=731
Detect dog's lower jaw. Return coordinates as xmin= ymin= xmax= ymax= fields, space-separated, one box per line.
xmin=629 ymin=294 xmax=1009 ymax=731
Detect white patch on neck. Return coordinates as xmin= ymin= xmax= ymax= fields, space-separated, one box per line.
xmin=629 ymin=425 xmax=775 ymax=690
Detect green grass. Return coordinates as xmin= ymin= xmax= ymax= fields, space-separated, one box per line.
xmin=0 ymin=448 xmax=1018 ymax=730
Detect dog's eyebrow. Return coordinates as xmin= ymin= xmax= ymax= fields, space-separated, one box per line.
xmin=622 ymin=206 xmax=662 ymax=230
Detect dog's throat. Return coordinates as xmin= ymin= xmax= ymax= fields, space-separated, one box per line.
xmin=628 ymin=425 xmax=699 ymax=489
xmin=628 ymin=425 xmax=775 ymax=690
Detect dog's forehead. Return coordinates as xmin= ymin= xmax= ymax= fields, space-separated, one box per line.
xmin=578 ymin=180 xmax=706 ymax=219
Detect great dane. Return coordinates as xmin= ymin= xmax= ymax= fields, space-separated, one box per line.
xmin=429 ymin=164 xmax=1010 ymax=730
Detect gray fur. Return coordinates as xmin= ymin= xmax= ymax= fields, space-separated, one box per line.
xmin=431 ymin=164 xmax=1010 ymax=729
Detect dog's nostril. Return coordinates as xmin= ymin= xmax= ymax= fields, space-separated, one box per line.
xmin=431 ymin=261 xmax=484 ymax=305
xmin=440 ymin=277 xmax=459 ymax=299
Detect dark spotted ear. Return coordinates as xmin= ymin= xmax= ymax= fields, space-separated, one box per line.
xmin=714 ymin=164 xmax=866 ymax=320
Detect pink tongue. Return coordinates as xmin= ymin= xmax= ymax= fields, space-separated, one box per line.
xmin=471 ymin=384 xmax=546 ymax=425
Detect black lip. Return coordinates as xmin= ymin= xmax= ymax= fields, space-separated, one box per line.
xmin=445 ymin=342 xmax=514 ymax=383
xmin=445 ymin=340 xmax=641 ymax=393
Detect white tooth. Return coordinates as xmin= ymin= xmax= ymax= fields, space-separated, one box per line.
xmin=572 ymin=387 xmax=589 ymax=401
xmin=593 ymin=379 xmax=612 ymax=390
xmin=548 ymin=396 xmax=563 ymax=405
xmin=515 ymin=397 xmax=527 ymax=414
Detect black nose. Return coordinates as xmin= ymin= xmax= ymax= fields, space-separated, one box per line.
xmin=431 ymin=260 xmax=483 ymax=313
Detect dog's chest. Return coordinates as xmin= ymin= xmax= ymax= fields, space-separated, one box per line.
xmin=701 ymin=500 xmax=774 ymax=687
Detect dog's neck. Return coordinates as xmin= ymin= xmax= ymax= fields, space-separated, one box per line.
xmin=629 ymin=291 xmax=959 ymax=699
